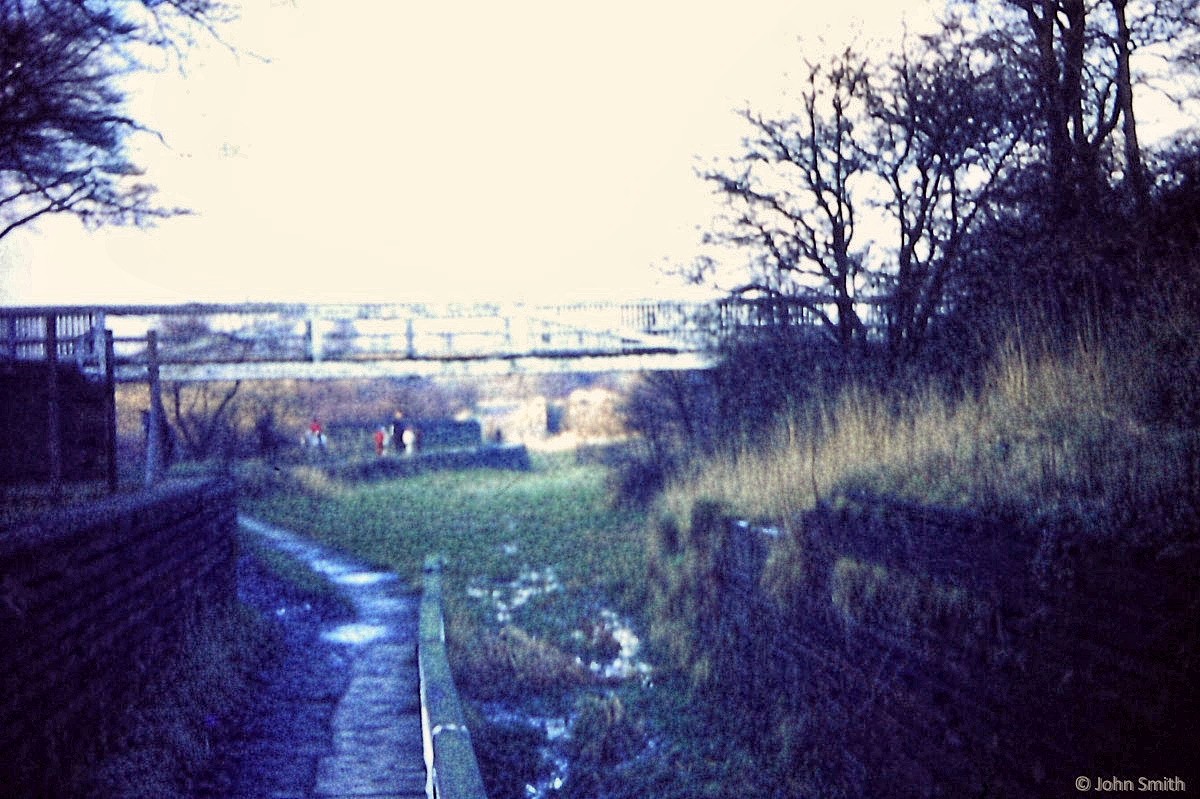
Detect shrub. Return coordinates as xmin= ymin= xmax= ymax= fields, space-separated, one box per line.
xmin=447 ymin=619 xmax=591 ymax=701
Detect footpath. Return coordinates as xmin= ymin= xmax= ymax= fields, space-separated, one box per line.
xmin=202 ymin=516 xmax=427 ymax=799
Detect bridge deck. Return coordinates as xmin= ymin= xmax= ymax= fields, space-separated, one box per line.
xmin=0 ymin=298 xmax=849 ymax=381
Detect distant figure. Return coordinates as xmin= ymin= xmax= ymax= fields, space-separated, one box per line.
xmin=304 ymin=417 xmax=327 ymax=451
xmin=401 ymin=426 xmax=417 ymax=455
xmin=391 ymin=410 xmax=405 ymax=452
xmin=256 ymin=411 xmax=281 ymax=461
xmin=374 ymin=427 xmax=387 ymax=456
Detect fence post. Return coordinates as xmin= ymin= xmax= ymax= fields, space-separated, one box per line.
xmin=45 ymin=315 xmax=63 ymax=498
xmin=305 ymin=314 xmax=324 ymax=362
xmin=93 ymin=311 xmax=108 ymax=378
xmin=104 ymin=330 xmax=118 ymax=493
xmin=144 ymin=330 xmax=164 ymax=487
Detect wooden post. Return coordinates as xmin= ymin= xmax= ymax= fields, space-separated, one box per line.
xmin=45 ymin=315 xmax=63 ymax=498
xmin=104 ymin=330 xmax=118 ymax=493
xmin=144 ymin=330 xmax=164 ymax=487
xmin=406 ymin=317 xmax=416 ymax=358
xmin=306 ymin=315 xmax=324 ymax=362
xmin=93 ymin=311 xmax=107 ymax=378
xmin=4 ymin=315 xmax=16 ymax=360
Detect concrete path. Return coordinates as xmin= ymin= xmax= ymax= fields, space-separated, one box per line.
xmin=238 ymin=516 xmax=427 ymax=799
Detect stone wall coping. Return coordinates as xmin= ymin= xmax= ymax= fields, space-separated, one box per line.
xmin=0 ymin=477 xmax=234 ymax=557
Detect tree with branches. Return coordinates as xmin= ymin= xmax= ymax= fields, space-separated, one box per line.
xmin=699 ymin=48 xmax=874 ymax=356
xmin=945 ymin=0 xmax=1200 ymax=317
xmin=866 ymin=21 xmax=1030 ymax=359
xmin=0 ymin=0 xmax=232 ymax=240
xmin=698 ymin=24 xmax=1027 ymax=364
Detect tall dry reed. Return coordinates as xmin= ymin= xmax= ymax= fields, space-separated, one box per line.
xmin=661 ymin=326 xmax=1199 ymax=543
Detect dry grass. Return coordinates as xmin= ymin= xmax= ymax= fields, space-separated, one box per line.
xmin=447 ymin=621 xmax=591 ymax=700
xmin=642 ymin=318 xmax=1200 ymax=796
xmin=53 ymin=602 xmax=274 ymax=799
xmin=660 ymin=328 xmax=1200 ymax=545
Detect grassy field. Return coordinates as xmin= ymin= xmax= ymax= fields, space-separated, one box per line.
xmin=238 ymin=451 xmax=654 ymax=699
xmin=237 ymin=451 xmax=784 ymax=798
xmin=239 ymin=452 xmax=646 ymax=599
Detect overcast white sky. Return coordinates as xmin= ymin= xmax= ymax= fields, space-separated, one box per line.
xmin=0 ymin=0 xmax=1190 ymax=307
xmin=0 ymin=0 xmax=950 ymax=305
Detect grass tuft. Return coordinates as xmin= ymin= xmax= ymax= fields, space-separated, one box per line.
xmin=75 ymin=601 xmax=274 ymax=798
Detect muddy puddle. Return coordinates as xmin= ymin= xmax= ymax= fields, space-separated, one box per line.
xmin=464 ymin=551 xmax=653 ymax=798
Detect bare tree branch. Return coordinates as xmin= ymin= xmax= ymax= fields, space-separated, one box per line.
xmin=0 ymin=0 xmax=231 ymax=240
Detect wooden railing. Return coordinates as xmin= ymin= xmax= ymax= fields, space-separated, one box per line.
xmin=1 ymin=308 xmax=106 ymax=368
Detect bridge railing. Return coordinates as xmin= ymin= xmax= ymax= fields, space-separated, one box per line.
xmin=24 ymin=302 xmax=721 ymax=373
xmin=2 ymin=298 xmax=883 ymax=380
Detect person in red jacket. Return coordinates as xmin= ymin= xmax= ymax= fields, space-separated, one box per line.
xmin=306 ymin=418 xmax=327 ymax=450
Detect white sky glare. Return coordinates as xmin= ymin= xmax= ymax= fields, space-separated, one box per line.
xmin=1 ymin=0 xmax=952 ymax=305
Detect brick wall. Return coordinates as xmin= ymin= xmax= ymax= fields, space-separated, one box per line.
xmin=651 ymin=496 xmax=1200 ymax=797
xmin=0 ymin=478 xmax=238 ymax=794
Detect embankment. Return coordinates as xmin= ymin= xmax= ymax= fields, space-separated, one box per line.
xmin=647 ymin=495 xmax=1200 ymax=797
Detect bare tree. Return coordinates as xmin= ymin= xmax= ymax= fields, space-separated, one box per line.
xmin=699 ymin=48 xmax=873 ymax=355
xmin=0 ymin=0 xmax=233 ymax=240
xmin=169 ymin=380 xmax=242 ymax=459
xmin=957 ymin=0 xmax=1200 ymax=218
xmin=157 ymin=314 xmax=246 ymax=459
xmin=867 ymin=21 xmax=1029 ymax=359
xmin=697 ymin=27 xmax=1026 ymax=363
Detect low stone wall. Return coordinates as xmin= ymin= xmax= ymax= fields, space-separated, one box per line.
xmin=0 ymin=478 xmax=238 ymax=794
xmin=648 ymin=495 xmax=1200 ymax=797
xmin=335 ymin=444 xmax=531 ymax=481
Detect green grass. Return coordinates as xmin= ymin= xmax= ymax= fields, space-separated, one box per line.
xmin=237 ymin=451 xmax=653 ymax=708
xmin=72 ymin=601 xmax=274 ymax=799
xmin=239 ymin=451 xmax=757 ymax=798
xmin=239 ymin=452 xmax=647 ymax=604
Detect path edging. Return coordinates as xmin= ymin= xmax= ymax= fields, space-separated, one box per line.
xmin=419 ymin=555 xmax=488 ymax=799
